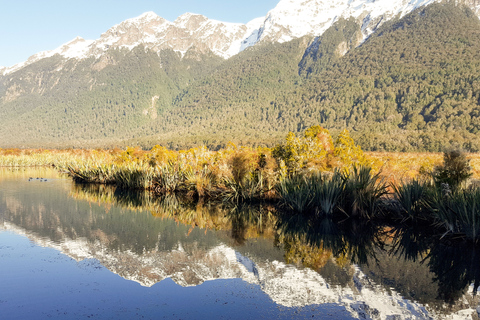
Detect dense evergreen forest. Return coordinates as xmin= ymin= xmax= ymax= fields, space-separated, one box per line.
xmin=0 ymin=2 xmax=479 ymax=151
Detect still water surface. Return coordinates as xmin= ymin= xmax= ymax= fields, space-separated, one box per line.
xmin=0 ymin=168 xmax=479 ymax=319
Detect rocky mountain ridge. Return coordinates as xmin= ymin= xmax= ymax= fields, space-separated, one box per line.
xmin=3 ymin=0 xmax=480 ymax=75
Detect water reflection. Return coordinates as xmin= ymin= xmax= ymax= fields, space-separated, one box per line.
xmin=71 ymin=183 xmax=279 ymax=248
xmin=390 ymin=223 xmax=480 ymax=310
xmin=277 ymin=213 xmax=385 ymax=266
xmin=2 ymin=168 xmax=480 ymax=318
xmin=275 ymin=208 xmax=480 ymax=316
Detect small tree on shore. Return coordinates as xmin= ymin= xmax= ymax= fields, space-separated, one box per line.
xmin=433 ymin=149 xmax=472 ymax=192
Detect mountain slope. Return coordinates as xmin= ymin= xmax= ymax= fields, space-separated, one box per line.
xmin=0 ymin=47 xmax=223 ymax=147
xmin=298 ymin=2 xmax=480 ymax=151
xmin=1 ymin=2 xmax=480 ymax=150
xmin=133 ymin=2 xmax=480 ymax=151
xmin=134 ymin=37 xmax=311 ymax=149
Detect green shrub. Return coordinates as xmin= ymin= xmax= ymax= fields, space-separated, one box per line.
xmin=433 ymin=150 xmax=472 ymax=191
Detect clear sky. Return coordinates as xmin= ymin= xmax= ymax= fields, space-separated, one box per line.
xmin=0 ymin=0 xmax=280 ymax=67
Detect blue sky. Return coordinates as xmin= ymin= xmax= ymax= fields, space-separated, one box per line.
xmin=0 ymin=0 xmax=280 ymax=67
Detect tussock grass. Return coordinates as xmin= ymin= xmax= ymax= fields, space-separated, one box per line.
xmin=4 ymin=131 xmax=480 ymax=243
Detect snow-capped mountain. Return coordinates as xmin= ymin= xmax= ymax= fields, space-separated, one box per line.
xmin=2 ymin=0 xmax=480 ymax=75
xmin=2 ymin=36 xmax=95 ymax=74
xmin=1 ymin=11 xmax=262 ymax=75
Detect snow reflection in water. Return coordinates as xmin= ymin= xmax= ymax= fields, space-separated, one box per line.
xmin=0 ymin=168 xmax=479 ymax=319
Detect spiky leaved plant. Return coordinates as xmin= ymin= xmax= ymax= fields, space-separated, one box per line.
xmin=276 ymin=174 xmax=316 ymax=213
xmin=433 ymin=188 xmax=480 ymax=243
xmin=391 ymin=179 xmax=435 ymax=222
xmin=338 ymin=165 xmax=388 ymax=219
xmin=113 ymin=164 xmax=155 ymax=190
xmin=311 ymin=171 xmax=343 ymax=218
xmin=223 ymin=170 xmax=268 ymax=202
xmin=153 ymin=162 xmax=184 ymax=193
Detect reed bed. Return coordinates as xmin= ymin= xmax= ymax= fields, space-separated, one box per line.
xmin=3 ymin=127 xmax=480 ymax=243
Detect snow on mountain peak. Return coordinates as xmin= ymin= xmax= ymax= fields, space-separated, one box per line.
xmin=257 ymin=0 xmax=439 ymax=44
xmin=137 ymin=11 xmax=160 ymax=20
xmin=58 ymin=36 xmax=94 ymax=59
xmin=123 ymin=11 xmax=162 ymax=26
xmin=2 ymin=36 xmax=94 ymax=75
xmin=4 ymin=0 xmax=480 ymax=75
xmin=174 ymin=12 xmax=209 ymax=30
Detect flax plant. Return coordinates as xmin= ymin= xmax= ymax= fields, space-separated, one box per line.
xmin=152 ymin=162 xmax=184 ymax=193
xmin=433 ymin=188 xmax=480 ymax=242
xmin=113 ymin=165 xmax=156 ymax=190
xmin=338 ymin=165 xmax=389 ymax=219
xmin=184 ymin=166 xmax=217 ymax=198
xmin=222 ymin=171 xmax=268 ymax=202
xmin=277 ymin=172 xmax=344 ymax=218
xmin=276 ymin=174 xmax=316 ymax=213
xmin=312 ymin=172 xmax=343 ymax=218
xmin=391 ymin=179 xmax=435 ymax=222
xmin=68 ymin=162 xmax=117 ymax=184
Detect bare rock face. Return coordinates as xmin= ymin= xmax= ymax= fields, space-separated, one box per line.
xmin=4 ymin=0 xmax=480 ymax=75
xmin=88 ymin=12 xmax=250 ymax=59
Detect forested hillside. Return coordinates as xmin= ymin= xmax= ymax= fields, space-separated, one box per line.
xmin=134 ymin=37 xmax=311 ymax=149
xmin=298 ymin=2 xmax=480 ymax=151
xmin=147 ymin=2 xmax=480 ymax=151
xmin=1 ymin=2 xmax=479 ymax=151
xmin=0 ymin=47 xmax=223 ymax=147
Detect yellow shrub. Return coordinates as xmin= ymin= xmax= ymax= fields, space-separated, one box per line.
xmin=333 ymin=129 xmax=366 ymax=169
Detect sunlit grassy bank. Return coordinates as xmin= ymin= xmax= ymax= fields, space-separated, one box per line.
xmin=1 ymin=126 xmax=480 ymax=242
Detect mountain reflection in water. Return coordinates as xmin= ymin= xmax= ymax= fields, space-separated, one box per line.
xmin=1 ymin=168 xmax=480 ymax=319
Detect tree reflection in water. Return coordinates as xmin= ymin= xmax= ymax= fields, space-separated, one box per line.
xmin=372 ymin=223 xmax=480 ymax=313
xmin=430 ymin=241 xmax=480 ymax=303
xmin=227 ymin=204 xmax=276 ymax=245
xmin=71 ymin=183 xmax=480 ymax=312
xmin=393 ymin=223 xmax=480 ymax=300
xmin=278 ymin=211 xmax=480 ymax=313
xmin=276 ymin=212 xmax=385 ymax=265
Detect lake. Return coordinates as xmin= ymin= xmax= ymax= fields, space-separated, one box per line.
xmin=0 ymin=168 xmax=479 ymax=319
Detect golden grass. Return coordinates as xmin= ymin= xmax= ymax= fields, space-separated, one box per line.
xmin=366 ymin=152 xmax=480 ymax=182
xmin=2 ymin=146 xmax=479 ymax=195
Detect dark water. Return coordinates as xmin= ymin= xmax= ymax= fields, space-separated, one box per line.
xmin=0 ymin=168 xmax=479 ymax=319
